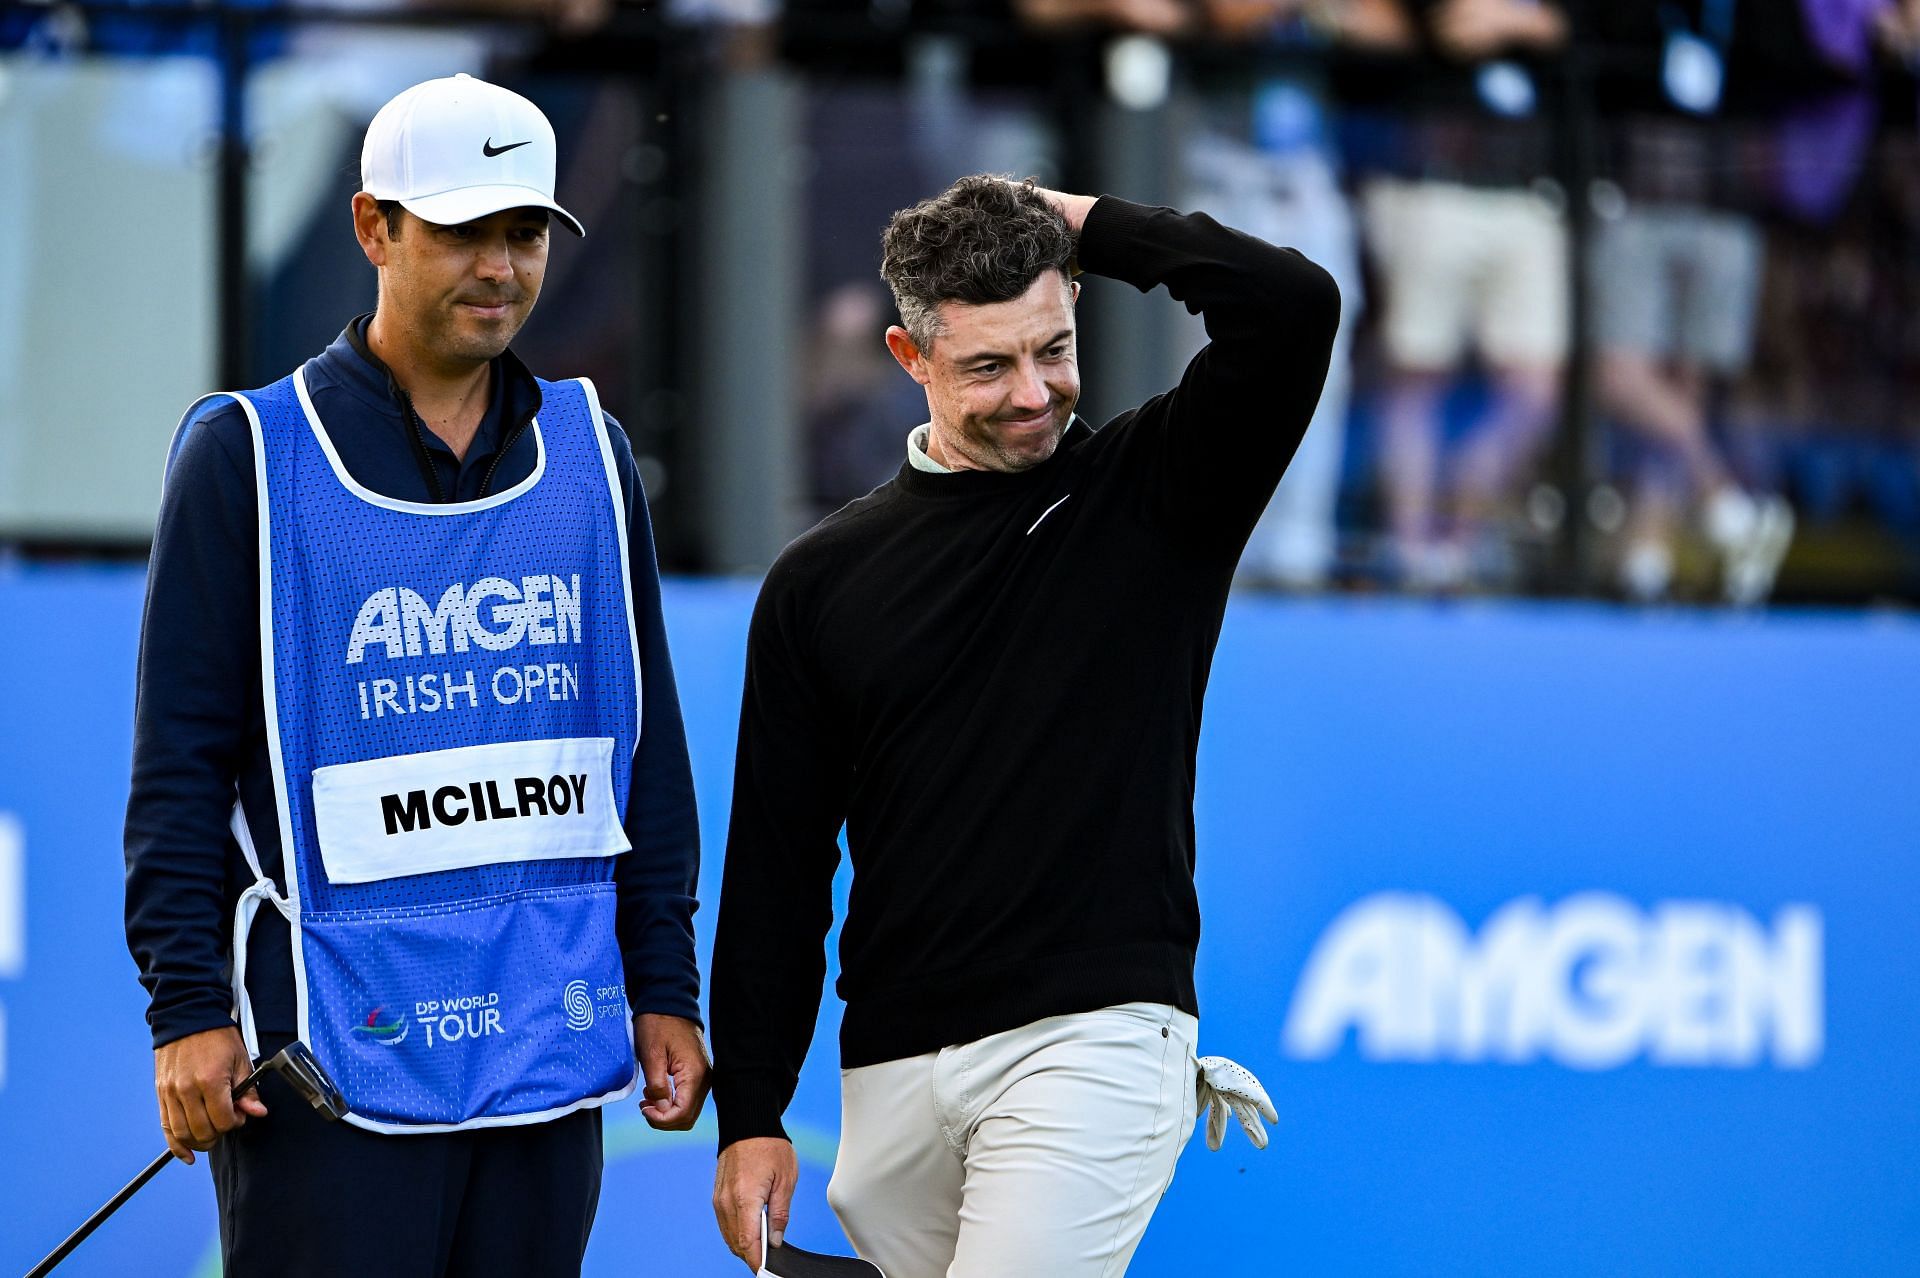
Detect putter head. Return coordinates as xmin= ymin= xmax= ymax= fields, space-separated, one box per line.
xmin=261 ymin=1042 xmax=349 ymax=1121
xmin=759 ymin=1207 xmax=885 ymax=1278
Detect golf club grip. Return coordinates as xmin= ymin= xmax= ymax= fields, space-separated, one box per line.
xmin=24 ymin=1149 xmax=173 ymax=1278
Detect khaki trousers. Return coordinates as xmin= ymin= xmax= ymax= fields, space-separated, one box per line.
xmin=827 ymin=1002 xmax=1200 ymax=1278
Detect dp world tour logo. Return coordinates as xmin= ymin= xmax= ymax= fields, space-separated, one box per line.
xmin=352 ymin=1006 xmax=410 ymax=1046
xmin=563 ymin=980 xmax=594 ymax=1032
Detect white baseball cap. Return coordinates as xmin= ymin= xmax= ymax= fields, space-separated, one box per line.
xmin=361 ymin=73 xmax=584 ymax=237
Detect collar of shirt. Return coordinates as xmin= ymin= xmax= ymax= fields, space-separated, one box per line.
xmin=292 ymin=314 xmax=545 ymax=503
xmin=907 ymin=423 xmax=951 ymax=474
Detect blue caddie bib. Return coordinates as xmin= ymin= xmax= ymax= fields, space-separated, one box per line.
xmin=171 ymin=366 xmax=642 ymax=1133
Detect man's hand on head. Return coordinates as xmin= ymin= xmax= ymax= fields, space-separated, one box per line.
xmin=635 ymin=1012 xmax=711 ymax=1131
xmin=153 ymin=1025 xmax=267 ymax=1164
xmin=714 ymin=1136 xmax=800 ymax=1271
xmin=1027 ymin=185 xmax=1100 ymax=238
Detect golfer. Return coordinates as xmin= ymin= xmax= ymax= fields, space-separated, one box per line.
xmin=124 ymin=74 xmax=707 ymax=1274
xmin=710 ymin=178 xmax=1338 ymax=1275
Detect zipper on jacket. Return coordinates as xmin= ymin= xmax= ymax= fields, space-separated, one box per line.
xmin=478 ymin=414 xmax=533 ymax=499
xmin=394 ymin=388 xmax=450 ymax=503
xmin=349 ymin=314 xmax=535 ymax=502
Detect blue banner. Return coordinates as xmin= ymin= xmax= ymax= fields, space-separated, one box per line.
xmin=0 ymin=571 xmax=1913 ymax=1275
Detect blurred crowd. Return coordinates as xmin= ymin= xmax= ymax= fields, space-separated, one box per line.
xmin=782 ymin=0 xmax=1920 ymax=605
xmin=7 ymin=0 xmax=1920 ymax=604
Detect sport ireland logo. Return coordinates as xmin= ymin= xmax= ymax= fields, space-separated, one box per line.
xmin=563 ymin=980 xmax=595 ymax=1032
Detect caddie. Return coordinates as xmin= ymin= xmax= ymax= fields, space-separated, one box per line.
xmin=124 ymin=73 xmax=707 ymax=1275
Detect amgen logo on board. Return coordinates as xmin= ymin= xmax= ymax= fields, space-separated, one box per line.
xmin=1283 ymin=892 xmax=1823 ymax=1070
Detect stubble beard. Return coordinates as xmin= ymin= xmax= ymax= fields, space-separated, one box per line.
xmin=929 ymin=384 xmax=1076 ymax=472
xmin=974 ymin=401 xmax=1069 ymax=472
xmin=437 ymin=298 xmax=530 ymax=367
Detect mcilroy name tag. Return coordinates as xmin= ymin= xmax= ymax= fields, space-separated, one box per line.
xmin=311 ymin=737 xmax=630 ymax=884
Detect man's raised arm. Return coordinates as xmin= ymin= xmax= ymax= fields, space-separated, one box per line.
xmin=1060 ymin=190 xmax=1342 ymax=555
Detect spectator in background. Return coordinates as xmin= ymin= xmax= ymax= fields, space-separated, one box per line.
xmin=1586 ymin=3 xmax=1792 ymax=604
xmin=1016 ymin=0 xmax=1191 ymax=34
xmin=1720 ymin=0 xmax=1916 ymax=596
xmin=1174 ymin=0 xmax=1405 ymax=588
xmin=1343 ymin=0 xmax=1570 ymax=590
xmin=802 ymin=283 xmax=933 ymax=521
xmin=1876 ymin=0 xmax=1920 ymax=69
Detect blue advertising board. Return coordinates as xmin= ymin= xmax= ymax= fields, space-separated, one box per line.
xmin=0 ymin=570 xmax=1913 ymax=1275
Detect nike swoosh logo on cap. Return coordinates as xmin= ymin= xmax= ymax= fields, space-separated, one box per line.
xmin=483 ymin=138 xmax=531 ymax=157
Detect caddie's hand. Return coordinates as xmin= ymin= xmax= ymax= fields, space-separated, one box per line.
xmin=714 ymin=1137 xmax=799 ymax=1271
xmin=1196 ymin=1054 xmax=1278 ymax=1151
xmin=153 ymin=1025 xmax=267 ymax=1164
xmin=635 ymin=1012 xmax=711 ymax=1131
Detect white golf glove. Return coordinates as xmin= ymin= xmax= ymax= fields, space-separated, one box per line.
xmin=1195 ymin=1055 xmax=1277 ymax=1152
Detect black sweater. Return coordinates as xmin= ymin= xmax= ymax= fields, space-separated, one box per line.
xmin=709 ymin=197 xmax=1340 ymax=1148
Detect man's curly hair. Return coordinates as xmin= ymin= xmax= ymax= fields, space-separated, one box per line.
xmin=880 ymin=176 xmax=1074 ymax=352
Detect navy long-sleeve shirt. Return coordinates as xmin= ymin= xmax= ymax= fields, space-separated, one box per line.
xmin=126 ymin=318 xmax=701 ymax=1050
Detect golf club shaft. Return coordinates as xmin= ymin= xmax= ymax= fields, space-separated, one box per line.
xmin=22 ymin=1049 xmax=337 ymax=1276
xmin=24 ymin=1149 xmax=174 ymax=1278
